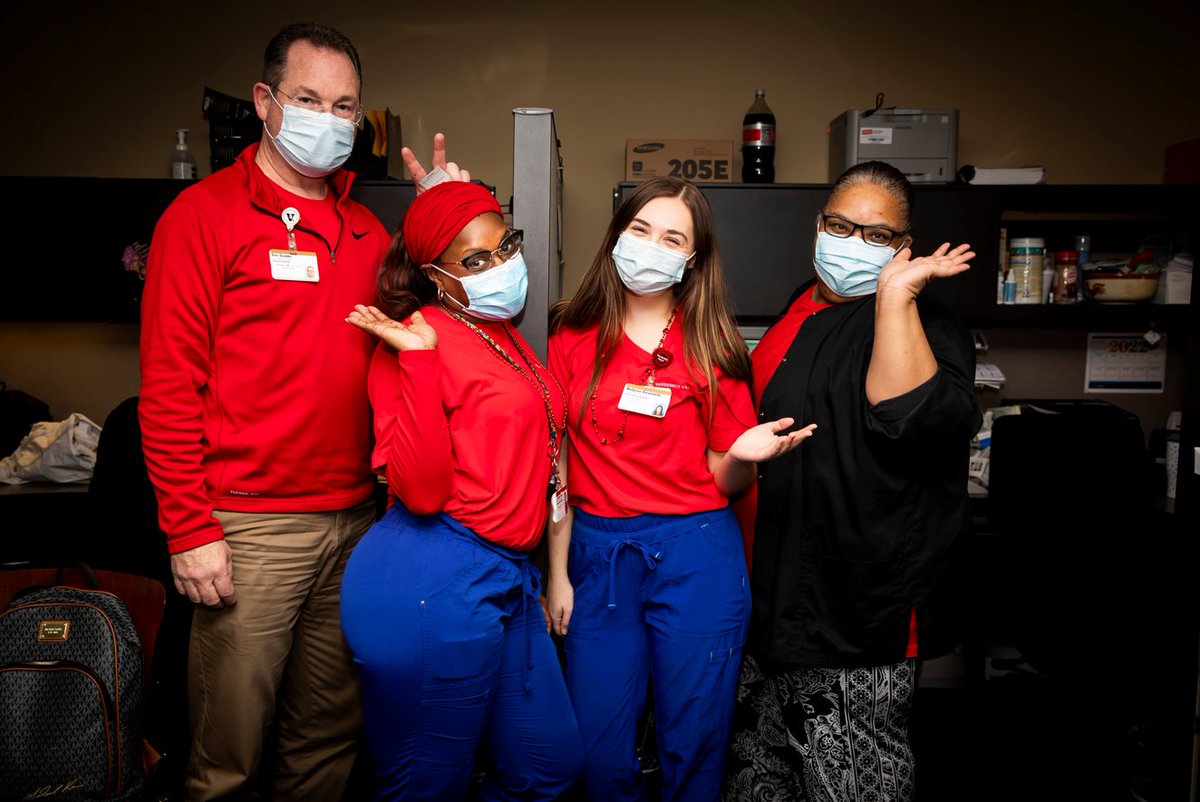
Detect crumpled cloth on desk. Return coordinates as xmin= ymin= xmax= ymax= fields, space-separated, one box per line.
xmin=0 ymin=412 xmax=101 ymax=484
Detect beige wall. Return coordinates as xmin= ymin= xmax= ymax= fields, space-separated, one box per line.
xmin=1 ymin=0 xmax=1198 ymax=424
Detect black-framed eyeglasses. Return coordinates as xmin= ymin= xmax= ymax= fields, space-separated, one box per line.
xmin=817 ymin=213 xmax=909 ymax=248
xmin=271 ymin=86 xmax=365 ymax=127
xmin=436 ymin=229 xmax=523 ymax=273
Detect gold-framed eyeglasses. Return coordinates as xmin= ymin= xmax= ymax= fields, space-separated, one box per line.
xmin=818 ymin=213 xmax=909 ymax=248
xmin=271 ymin=86 xmax=364 ymax=127
xmin=434 ymin=229 xmax=524 ymax=273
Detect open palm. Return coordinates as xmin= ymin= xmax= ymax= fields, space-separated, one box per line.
xmin=346 ymin=305 xmax=438 ymax=351
xmin=877 ymin=242 xmax=974 ymax=302
xmin=728 ymin=418 xmax=817 ymax=464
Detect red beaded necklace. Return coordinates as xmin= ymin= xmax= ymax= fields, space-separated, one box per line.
xmin=590 ymin=306 xmax=678 ymax=446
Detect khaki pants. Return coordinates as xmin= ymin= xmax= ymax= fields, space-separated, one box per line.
xmin=185 ymin=503 xmax=375 ymax=801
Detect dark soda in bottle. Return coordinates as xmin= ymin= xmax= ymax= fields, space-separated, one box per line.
xmin=741 ymin=89 xmax=775 ymax=183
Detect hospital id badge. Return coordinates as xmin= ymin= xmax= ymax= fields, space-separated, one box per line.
xmin=617 ymin=384 xmax=671 ymax=418
xmin=269 ymin=249 xmax=320 ymax=282
xmin=551 ymin=484 xmax=568 ymax=523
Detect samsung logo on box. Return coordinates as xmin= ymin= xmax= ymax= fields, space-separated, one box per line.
xmin=624 ymin=139 xmax=735 ymax=183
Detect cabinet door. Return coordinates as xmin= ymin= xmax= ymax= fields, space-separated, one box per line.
xmin=616 ymin=182 xmax=1001 ymax=324
xmin=909 ymin=186 xmax=1001 ymax=320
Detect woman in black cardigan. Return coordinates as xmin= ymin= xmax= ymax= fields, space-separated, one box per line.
xmin=724 ymin=161 xmax=982 ymax=802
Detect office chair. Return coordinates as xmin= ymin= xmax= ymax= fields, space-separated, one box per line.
xmin=86 ymin=396 xmax=191 ymax=799
xmin=981 ymin=399 xmax=1152 ymax=677
xmin=968 ymin=399 xmax=1161 ymax=800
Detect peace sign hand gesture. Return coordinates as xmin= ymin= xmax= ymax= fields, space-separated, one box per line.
xmin=346 ymin=305 xmax=438 ymax=351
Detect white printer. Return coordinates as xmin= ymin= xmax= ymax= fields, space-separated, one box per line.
xmin=829 ymin=109 xmax=958 ymax=184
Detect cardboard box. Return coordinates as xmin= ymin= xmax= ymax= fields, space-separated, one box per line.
xmin=625 ymin=139 xmax=734 ymax=182
xmin=1152 ymin=265 xmax=1192 ymax=304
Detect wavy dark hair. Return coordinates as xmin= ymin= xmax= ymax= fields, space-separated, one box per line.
xmin=376 ymin=232 xmax=438 ymax=321
xmin=550 ymin=176 xmax=751 ymax=419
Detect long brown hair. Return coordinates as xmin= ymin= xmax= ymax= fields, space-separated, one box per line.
xmin=549 ymin=176 xmax=751 ymax=418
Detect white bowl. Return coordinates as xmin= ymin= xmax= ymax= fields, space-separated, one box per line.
xmin=1083 ymin=272 xmax=1159 ymax=303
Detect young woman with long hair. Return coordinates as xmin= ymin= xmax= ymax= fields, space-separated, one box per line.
xmin=546 ymin=176 xmax=816 ymax=801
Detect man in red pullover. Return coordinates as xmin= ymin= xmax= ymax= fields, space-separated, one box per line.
xmin=139 ymin=22 xmax=462 ymax=800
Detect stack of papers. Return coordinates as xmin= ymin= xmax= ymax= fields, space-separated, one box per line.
xmin=975 ymin=361 xmax=1007 ymax=391
xmin=958 ymin=165 xmax=1046 ymax=185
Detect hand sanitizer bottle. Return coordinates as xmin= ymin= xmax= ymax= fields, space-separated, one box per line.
xmin=171 ymin=129 xmax=197 ymax=180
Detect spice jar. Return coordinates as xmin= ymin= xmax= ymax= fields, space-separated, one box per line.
xmin=1053 ymin=249 xmax=1079 ymax=304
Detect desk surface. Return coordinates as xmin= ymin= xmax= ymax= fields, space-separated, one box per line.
xmin=0 ymin=481 xmax=89 ymax=496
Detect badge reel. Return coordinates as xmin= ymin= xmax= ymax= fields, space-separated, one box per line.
xmin=269 ymin=206 xmax=320 ymax=283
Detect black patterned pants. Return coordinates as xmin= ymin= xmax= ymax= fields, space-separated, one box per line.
xmin=723 ymin=654 xmax=917 ymax=802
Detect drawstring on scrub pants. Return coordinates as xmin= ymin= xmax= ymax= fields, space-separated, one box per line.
xmin=605 ymin=539 xmax=663 ymax=609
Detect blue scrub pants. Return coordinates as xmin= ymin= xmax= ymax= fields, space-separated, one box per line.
xmin=341 ymin=503 xmax=583 ymax=801
xmin=565 ymin=507 xmax=751 ymax=802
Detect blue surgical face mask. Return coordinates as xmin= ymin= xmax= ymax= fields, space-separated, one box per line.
xmin=612 ymin=232 xmax=693 ymax=296
xmin=268 ymin=90 xmax=357 ymax=178
xmin=812 ymin=231 xmax=898 ymax=297
xmin=431 ymin=252 xmax=529 ymax=321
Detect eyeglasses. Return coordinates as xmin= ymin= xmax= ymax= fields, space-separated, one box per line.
xmin=817 ymin=213 xmax=909 ymax=248
xmin=436 ymin=229 xmax=524 ymax=273
xmin=271 ymin=86 xmax=364 ymax=127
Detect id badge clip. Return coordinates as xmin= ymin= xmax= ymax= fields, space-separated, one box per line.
xmin=271 ymin=206 xmax=319 ymax=281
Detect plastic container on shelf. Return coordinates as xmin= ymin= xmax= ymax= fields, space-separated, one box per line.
xmin=1009 ymin=237 xmax=1045 ymax=304
xmin=1053 ymin=250 xmax=1079 ymax=304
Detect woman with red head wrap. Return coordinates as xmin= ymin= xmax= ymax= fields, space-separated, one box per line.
xmin=340 ymin=180 xmax=583 ymax=800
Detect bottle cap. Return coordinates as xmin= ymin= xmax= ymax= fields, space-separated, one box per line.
xmin=1055 ymin=250 xmax=1078 ymax=261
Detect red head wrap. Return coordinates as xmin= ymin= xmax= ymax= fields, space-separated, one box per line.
xmin=401 ymin=181 xmax=503 ymax=266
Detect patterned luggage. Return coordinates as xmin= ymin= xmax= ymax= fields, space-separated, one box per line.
xmin=0 ymin=584 xmax=145 ymax=801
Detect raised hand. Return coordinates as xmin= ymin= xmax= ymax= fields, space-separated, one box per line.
xmin=401 ymin=132 xmax=472 ymax=192
xmin=346 ymin=305 xmax=438 ymax=351
xmin=728 ymin=418 xmax=817 ymax=464
xmin=877 ymin=242 xmax=974 ymax=303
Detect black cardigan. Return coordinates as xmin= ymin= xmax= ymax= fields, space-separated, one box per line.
xmin=751 ymin=284 xmax=981 ymax=667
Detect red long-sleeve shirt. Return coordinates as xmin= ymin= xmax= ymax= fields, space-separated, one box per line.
xmin=368 ymin=305 xmax=564 ymax=551
xmin=139 ymin=144 xmax=388 ymax=553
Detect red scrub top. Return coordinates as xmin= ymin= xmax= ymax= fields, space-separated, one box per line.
xmin=368 ymin=305 xmax=565 ymax=551
xmin=548 ymin=318 xmax=756 ymax=518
